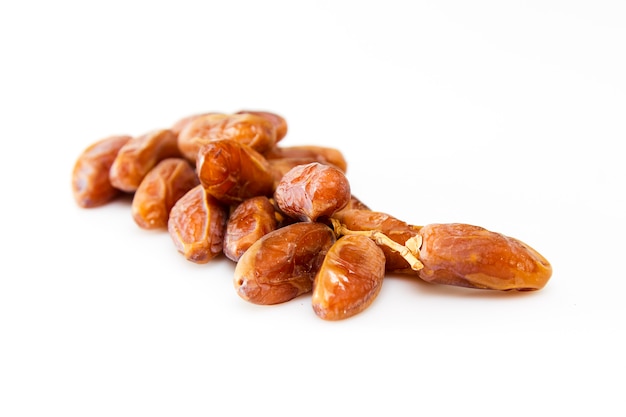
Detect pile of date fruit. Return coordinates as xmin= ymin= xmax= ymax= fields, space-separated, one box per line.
xmin=72 ymin=110 xmax=553 ymax=321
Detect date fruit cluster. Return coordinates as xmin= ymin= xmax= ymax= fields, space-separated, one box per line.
xmin=72 ymin=110 xmax=553 ymax=321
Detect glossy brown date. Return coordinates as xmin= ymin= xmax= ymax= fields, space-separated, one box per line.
xmin=233 ymin=222 xmax=336 ymax=305
xmin=131 ymin=158 xmax=199 ymax=229
xmin=178 ymin=113 xmax=277 ymax=162
xmin=264 ymin=145 xmax=347 ymax=173
xmin=109 ymin=129 xmax=181 ymax=192
xmin=223 ymin=196 xmax=278 ymax=262
xmin=267 ymin=156 xmax=327 ymax=187
xmin=312 ymin=235 xmax=386 ymax=321
xmin=168 ymin=184 xmax=228 ymax=263
xmin=416 ymin=223 xmax=552 ymax=291
xmin=274 ymin=162 xmax=351 ymax=222
xmin=196 ymin=139 xmax=276 ymax=205
xmin=170 ymin=112 xmax=217 ymax=138
xmin=236 ymin=110 xmax=288 ymax=142
xmin=72 ymin=135 xmax=132 ymax=208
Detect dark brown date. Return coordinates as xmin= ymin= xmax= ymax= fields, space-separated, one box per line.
xmin=131 ymin=158 xmax=199 ymax=229
xmin=168 ymin=184 xmax=228 ymax=263
xmin=233 ymin=222 xmax=336 ymax=305
xmin=223 ymin=196 xmax=278 ymax=262
xmin=312 ymin=235 xmax=386 ymax=321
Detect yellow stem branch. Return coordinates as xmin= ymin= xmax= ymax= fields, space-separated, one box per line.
xmin=330 ymin=218 xmax=424 ymax=271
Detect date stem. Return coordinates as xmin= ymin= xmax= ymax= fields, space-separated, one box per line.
xmin=330 ymin=218 xmax=424 ymax=271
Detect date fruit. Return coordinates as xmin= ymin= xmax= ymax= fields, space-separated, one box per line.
xmin=234 ymin=222 xmax=336 ymax=305
xmin=274 ymin=162 xmax=351 ymax=222
xmin=223 ymin=196 xmax=278 ymax=262
xmin=178 ymin=113 xmax=277 ymax=162
xmin=312 ymin=235 xmax=386 ymax=321
xmin=236 ymin=110 xmax=288 ymax=142
xmin=168 ymin=184 xmax=228 ymax=263
xmin=171 ymin=112 xmax=217 ymax=138
xmin=109 ymin=129 xmax=181 ymax=192
xmin=417 ymin=223 xmax=552 ymax=291
xmin=264 ymin=145 xmax=347 ymax=173
xmin=72 ymin=135 xmax=132 ymax=208
xmin=196 ymin=139 xmax=276 ymax=205
xmin=131 ymin=158 xmax=199 ymax=229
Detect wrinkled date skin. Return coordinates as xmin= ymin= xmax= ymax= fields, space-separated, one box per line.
xmin=170 ymin=112 xmax=217 ymax=138
xmin=332 ymin=209 xmax=421 ymax=273
xmin=178 ymin=113 xmax=277 ymax=162
xmin=168 ymin=184 xmax=228 ymax=263
xmin=109 ymin=129 xmax=181 ymax=192
xmin=274 ymin=162 xmax=351 ymax=222
xmin=196 ymin=139 xmax=276 ymax=205
xmin=264 ymin=145 xmax=347 ymax=173
xmin=267 ymin=156 xmax=329 ymax=188
xmin=312 ymin=235 xmax=386 ymax=321
xmin=234 ymin=222 xmax=336 ymax=305
xmin=236 ymin=110 xmax=288 ymax=142
xmin=131 ymin=158 xmax=199 ymax=229
xmin=223 ymin=196 xmax=278 ymax=262
xmin=417 ymin=223 xmax=552 ymax=291
xmin=72 ymin=135 xmax=132 ymax=208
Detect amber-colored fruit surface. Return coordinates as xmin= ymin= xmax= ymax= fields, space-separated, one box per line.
xmin=178 ymin=113 xmax=276 ymax=162
xmin=274 ymin=162 xmax=351 ymax=222
xmin=267 ymin=156 xmax=327 ymax=187
xmin=234 ymin=222 xmax=336 ymax=305
xmin=312 ymin=235 xmax=386 ymax=321
xmin=223 ymin=196 xmax=278 ymax=262
xmin=236 ymin=110 xmax=288 ymax=142
xmin=264 ymin=145 xmax=347 ymax=172
xmin=168 ymin=184 xmax=228 ymax=264
xmin=131 ymin=158 xmax=199 ymax=229
xmin=417 ymin=223 xmax=553 ymax=291
xmin=170 ymin=112 xmax=217 ymax=138
xmin=72 ymin=135 xmax=132 ymax=208
xmin=196 ymin=139 xmax=275 ymax=205
xmin=109 ymin=129 xmax=181 ymax=192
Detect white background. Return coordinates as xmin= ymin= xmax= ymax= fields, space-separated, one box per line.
xmin=1 ymin=1 xmax=625 ymax=416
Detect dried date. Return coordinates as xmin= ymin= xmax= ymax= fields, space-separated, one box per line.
xmin=236 ymin=110 xmax=288 ymax=142
xmin=72 ymin=135 xmax=132 ymax=208
xmin=274 ymin=162 xmax=351 ymax=222
xmin=178 ymin=113 xmax=277 ymax=162
xmin=264 ymin=145 xmax=347 ymax=172
xmin=223 ymin=196 xmax=278 ymax=262
xmin=131 ymin=158 xmax=199 ymax=229
xmin=233 ymin=222 xmax=336 ymax=305
xmin=416 ymin=223 xmax=552 ymax=291
xmin=312 ymin=235 xmax=386 ymax=321
xmin=196 ymin=139 xmax=276 ymax=205
xmin=109 ymin=129 xmax=181 ymax=192
xmin=168 ymin=184 xmax=228 ymax=263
